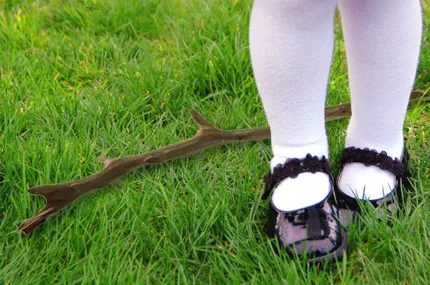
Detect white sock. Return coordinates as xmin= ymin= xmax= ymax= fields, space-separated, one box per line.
xmin=249 ymin=0 xmax=337 ymax=211
xmin=337 ymin=0 xmax=422 ymax=200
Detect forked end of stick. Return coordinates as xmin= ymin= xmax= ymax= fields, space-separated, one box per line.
xmin=17 ymin=215 xmax=46 ymax=235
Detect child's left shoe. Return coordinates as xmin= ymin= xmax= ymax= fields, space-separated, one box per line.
xmin=334 ymin=146 xmax=411 ymax=226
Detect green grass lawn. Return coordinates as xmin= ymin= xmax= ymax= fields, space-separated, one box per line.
xmin=1 ymin=0 xmax=429 ymax=284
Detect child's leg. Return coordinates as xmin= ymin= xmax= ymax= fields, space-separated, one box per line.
xmin=338 ymin=0 xmax=422 ymax=199
xmin=249 ymin=0 xmax=338 ymax=211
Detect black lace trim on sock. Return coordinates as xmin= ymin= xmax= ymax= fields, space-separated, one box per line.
xmin=262 ymin=154 xmax=332 ymax=200
xmin=339 ymin=147 xmax=404 ymax=177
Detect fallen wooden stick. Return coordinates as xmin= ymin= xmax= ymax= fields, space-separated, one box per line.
xmin=18 ymin=91 xmax=427 ymax=234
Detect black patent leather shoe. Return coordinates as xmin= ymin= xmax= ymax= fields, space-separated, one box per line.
xmin=335 ymin=147 xmax=411 ymax=227
xmin=263 ymin=154 xmax=347 ymax=263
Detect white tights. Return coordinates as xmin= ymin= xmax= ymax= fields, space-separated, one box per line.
xmin=249 ymin=0 xmax=422 ymax=211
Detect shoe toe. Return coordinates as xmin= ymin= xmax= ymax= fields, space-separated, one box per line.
xmin=269 ymin=200 xmax=346 ymax=261
xmin=292 ymin=234 xmax=338 ymax=257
